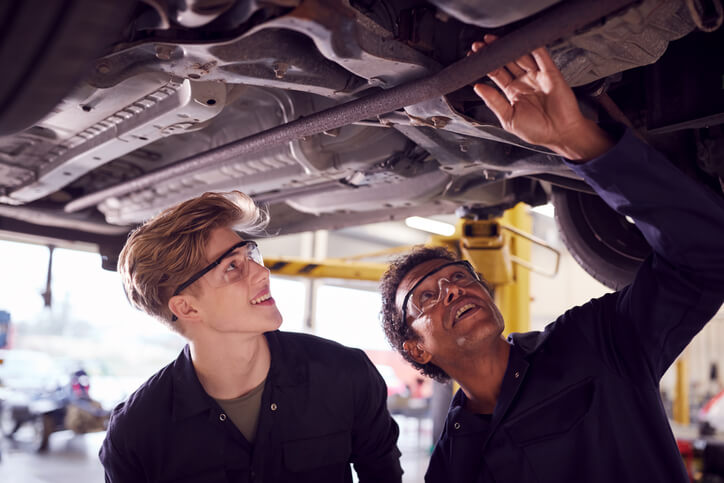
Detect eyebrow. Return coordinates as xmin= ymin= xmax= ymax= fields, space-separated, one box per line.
xmin=417 ymin=265 xmax=462 ymax=285
xmin=211 ymin=242 xmax=246 ymax=266
xmin=220 ymin=247 xmax=242 ymax=261
xmin=414 ymin=275 xmax=439 ymax=292
xmin=406 ymin=262 xmax=466 ymax=302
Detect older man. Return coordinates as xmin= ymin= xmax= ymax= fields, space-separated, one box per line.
xmin=380 ymin=36 xmax=724 ymax=482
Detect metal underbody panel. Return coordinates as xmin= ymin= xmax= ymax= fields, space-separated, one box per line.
xmin=0 ymin=0 xmax=708 ymax=239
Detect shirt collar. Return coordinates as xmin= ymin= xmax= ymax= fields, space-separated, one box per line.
xmin=171 ymin=344 xmax=212 ymax=421
xmin=445 ymin=337 xmax=533 ymax=437
xmin=264 ymin=330 xmax=308 ymax=388
xmin=171 ymin=331 xmax=307 ymax=421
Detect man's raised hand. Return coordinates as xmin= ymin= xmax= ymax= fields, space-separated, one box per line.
xmin=472 ymin=34 xmax=612 ymax=162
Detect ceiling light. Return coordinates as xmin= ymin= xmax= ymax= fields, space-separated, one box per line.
xmin=531 ymin=203 xmax=555 ymax=218
xmin=405 ymin=216 xmax=455 ymax=236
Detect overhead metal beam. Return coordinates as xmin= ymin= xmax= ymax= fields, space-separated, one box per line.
xmin=65 ymin=0 xmax=636 ymax=213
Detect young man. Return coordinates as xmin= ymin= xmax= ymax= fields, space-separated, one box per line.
xmin=380 ymin=36 xmax=724 ymax=482
xmin=100 ymin=191 xmax=402 ymax=482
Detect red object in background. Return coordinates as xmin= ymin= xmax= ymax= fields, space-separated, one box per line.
xmin=374 ymin=364 xmax=408 ymax=397
xmin=701 ymin=390 xmax=724 ymax=417
xmin=699 ymin=389 xmax=724 ymax=435
xmin=365 ymin=349 xmax=434 ymax=399
xmin=71 ymin=370 xmax=91 ymax=399
xmin=677 ymin=438 xmax=695 ymax=482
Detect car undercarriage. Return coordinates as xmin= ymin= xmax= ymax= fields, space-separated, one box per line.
xmin=0 ymin=0 xmax=722 ymax=288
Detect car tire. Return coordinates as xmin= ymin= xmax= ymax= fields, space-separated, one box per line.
xmin=1 ymin=406 xmax=53 ymax=452
xmin=0 ymin=0 xmax=136 ymax=135
xmin=36 ymin=413 xmax=54 ymax=452
xmin=551 ymin=187 xmax=651 ymax=290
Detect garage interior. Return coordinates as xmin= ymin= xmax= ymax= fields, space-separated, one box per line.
xmin=1 ymin=0 xmax=724 ymax=481
xmin=2 ymin=204 xmax=723 ymax=481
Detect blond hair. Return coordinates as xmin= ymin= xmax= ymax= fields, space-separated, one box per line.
xmin=118 ymin=191 xmax=268 ymax=330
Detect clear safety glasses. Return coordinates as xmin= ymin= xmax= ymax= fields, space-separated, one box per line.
xmin=172 ymin=240 xmax=263 ymax=297
xmin=401 ymin=260 xmax=481 ymax=323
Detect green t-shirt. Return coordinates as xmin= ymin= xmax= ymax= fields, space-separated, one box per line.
xmin=215 ymin=378 xmax=266 ymax=443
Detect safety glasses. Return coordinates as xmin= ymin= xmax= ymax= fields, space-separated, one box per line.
xmin=401 ymin=260 xmax=481 ymax=324
xmin=170 ymin=240 xmax=263 ymax=321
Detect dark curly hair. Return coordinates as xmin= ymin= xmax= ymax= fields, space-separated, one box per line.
xmin=380 ymin=246 xmax=459 ymax=383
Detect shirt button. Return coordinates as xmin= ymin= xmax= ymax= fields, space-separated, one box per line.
xmin=270 ymin=403 xmax=278 ymax=411
xmin=514 ymin=371 xmax=520 ymax=378
xmin=219 ymin=413 xmax=227 ymax=421
xmin=454 ymin=422 xmax=461 ymax=430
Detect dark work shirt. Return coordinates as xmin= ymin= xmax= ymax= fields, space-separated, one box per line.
xmin=100 ymin=331 xmax=402 ymax=483
xmin=426 ymin=127 xmax=724 ymax=483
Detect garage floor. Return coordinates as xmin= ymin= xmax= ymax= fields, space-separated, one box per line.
xmin=0 ymin=431 xmax=105 ymax=482
xmin=0 ymin=416 xmax=432 ymax=482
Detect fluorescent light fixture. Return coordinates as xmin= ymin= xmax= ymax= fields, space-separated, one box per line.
xmin=405 ymin=216 xmax=455 ymax=236
xmin=531 ymin=203 xmax=555 ymax=218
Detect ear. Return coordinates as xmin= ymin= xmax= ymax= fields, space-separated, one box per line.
xmin=168 ymin=295 xmax=200 ymax=322
xmin=402 ymin=339 xmax=433 ymax=365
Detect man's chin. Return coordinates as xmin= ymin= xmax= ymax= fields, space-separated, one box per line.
xmin=264 ymin=309 xmax=283 ymax=329
xmin=453 ymin=315 xmax=505 ymax=346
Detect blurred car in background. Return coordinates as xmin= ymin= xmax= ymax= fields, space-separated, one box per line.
xmin=0 ymin=350 xmax=108 ymax=452
xmin=0 ymin=349 xmax=67 ymax=393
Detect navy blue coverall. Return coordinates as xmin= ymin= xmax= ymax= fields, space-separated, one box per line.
xmin=426 ymin=127 xmax=724 ymax=482
xmin=100 ymin=331 xmax=402 ymax=483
